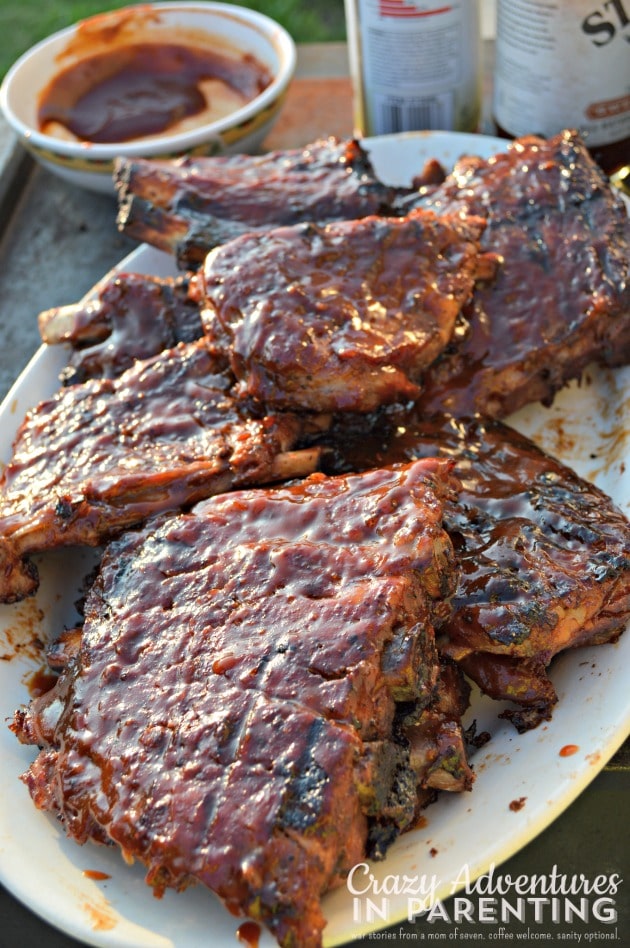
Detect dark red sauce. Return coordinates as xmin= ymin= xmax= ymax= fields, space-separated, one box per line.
xmin=509 ymin=796 xmax=527 ymax=812
xmin=37 ymin=42 xmax=271 ymax=143
xmin=26 ymin=666 xmax=58 ymax=698
xmin=559 ymin=744 xmax=580 ymax=757
xmin=236 ymin=921 xmax=261 ymax=947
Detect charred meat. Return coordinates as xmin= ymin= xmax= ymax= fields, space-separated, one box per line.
xmin=415 ymin=130 xmax=630 ymax=418
xmin=115 ymin=137 xmax=420 ymax=269
xmin=406 ymin=658 xmax=474 ymax=793
xmin=322 ymin=410 xmax=630 ymax=730
xmin=12 ymin=459 xmax=460 ymax=947
xmin=201 ymin=209 xmax=491 ymax=413
xmin=110 ymin=129 xmax=629 ymax=421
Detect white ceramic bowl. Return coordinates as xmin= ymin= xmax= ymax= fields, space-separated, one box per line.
xmin=0 ymin=2 xmax=296 ymax=194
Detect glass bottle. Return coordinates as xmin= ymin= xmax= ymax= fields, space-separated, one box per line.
xmin=344 ymin=0 xmax=482 ymax=137
xmin=493 ymin=0 xmax=630 ymax=174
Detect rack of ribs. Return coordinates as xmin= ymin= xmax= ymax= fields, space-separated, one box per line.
xmin=12 ymin=459 xmax=461 ymax=948
xmin=414 ymin=129 xmax=630 ymax=418
xmin=321 ymin=410 xmax=630 ymax=730
xmin=38 ymin=271 xmax=204 ymax=384
xmin=0 ymin=340 xmax=321 ymax=604
xmin=55 ymin=131 xmax=630 ymax=424
xmin=201 ymin=209 xmax=491 ymax=412
xmin=114 ymin=136 xmax=423 ymax=269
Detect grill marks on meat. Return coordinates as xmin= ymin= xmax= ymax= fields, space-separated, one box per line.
xmin=115 ymin=137 xmax=414 ymax=269
xmin=201 ymin=210 xmax=490 ymax=412
xmin=0 ymin=341 xmax=318 ymax=604
xmin=38 ymin=272 xmax=204 ymax=384
xmin=415 ymin=130 xmax=630 ymax=418
xmin=322 ymin=410 xmax=630 ymax=730
xmin=12 ymin=460 xmax=460 ymax=947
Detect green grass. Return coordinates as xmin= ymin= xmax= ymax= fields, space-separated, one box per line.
xmin=0 ymin=1 xmax=347 ymax=78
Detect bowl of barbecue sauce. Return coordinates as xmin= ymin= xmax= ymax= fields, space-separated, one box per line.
xmin=0 ymin=2 xmax=296 ymax=193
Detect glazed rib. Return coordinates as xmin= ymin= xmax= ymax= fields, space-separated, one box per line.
xmin=322 ymin=409 xmax=630 ymax=729
xmin=414 ymin=130 xmax=630 ymax=418
xmin=39 ymin=271 xmax=204 ymax=384
xmin=115 ymin=137 xmax=416 ymax=269
xmin=201 ymin=209 xmax=491 ymax=412
xmin=12 ymin=459 xmax=460 ymax=947
xmin=0 ymin=340 xmax=317 ymax=604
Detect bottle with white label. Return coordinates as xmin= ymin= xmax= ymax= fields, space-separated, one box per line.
xmin=493 ymin=0 xmax=630 ymax=174
xmin=344 ymin=0 xmax=482 ymax=137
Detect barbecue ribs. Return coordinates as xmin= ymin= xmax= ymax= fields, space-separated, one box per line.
xmin=322 ymin=410 xmax=630 ymax=730
xmin=38 ymin=271 xmax=204 ymax=384
xmin=201 ymin=209 xmax=491 ymax=412
xmin=12 ymin=459 xmax=460 ymax=948
xmin=415 ymin=130 xmax=630 ymax=418
xmin=115 ymin=129 xmax=629 ymax=420
xmin=115 ymin=137 xmax=419 ymax=269
xmin=0 ymin=340 xmax=319 ymax=604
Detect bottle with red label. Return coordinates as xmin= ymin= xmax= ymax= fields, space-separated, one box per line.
xmin=493 ymin=0 xmax=630 ymax=174
xmin=344 ymin=0 xmax=482 ymax=137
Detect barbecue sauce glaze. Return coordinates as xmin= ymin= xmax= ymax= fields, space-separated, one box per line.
xmin=13 ymin=461 xmax=458 ymax=945
xmin=321 ymin=409 xmax=630 ymax=728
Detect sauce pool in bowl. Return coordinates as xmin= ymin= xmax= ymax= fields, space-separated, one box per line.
xmin=37 ymin=39 xmax=272 ymax=145
xmin=0 ymin=2 xmax=297 ymax=193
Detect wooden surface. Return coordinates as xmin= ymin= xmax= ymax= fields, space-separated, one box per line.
xmin=266 ymin=76 xmax=353 ymax=148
